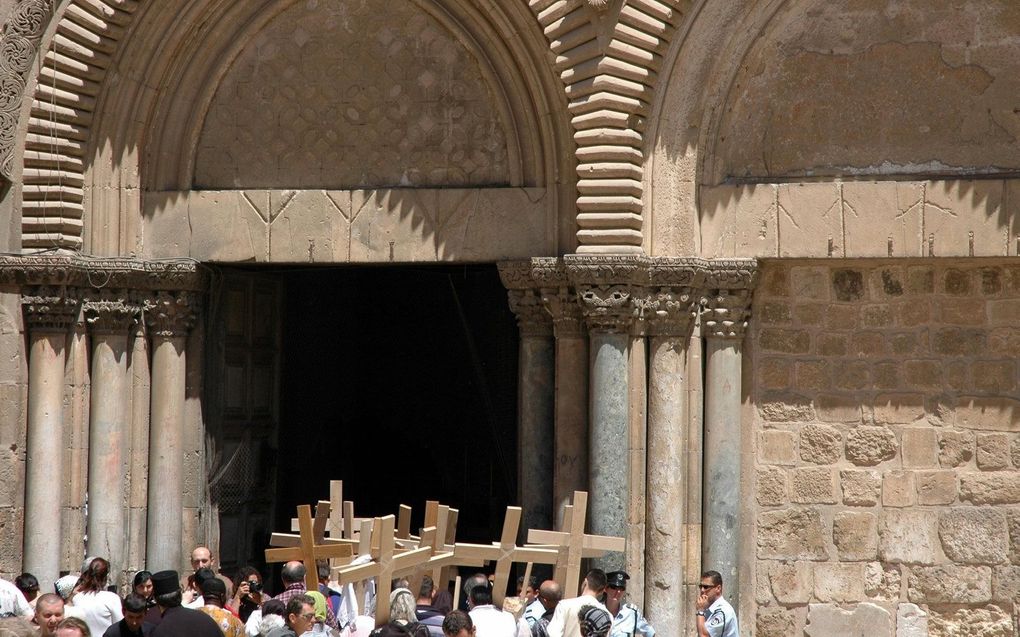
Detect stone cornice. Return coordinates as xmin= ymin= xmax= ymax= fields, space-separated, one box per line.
xmin=0 ymin=255 xmax=209 ymax=291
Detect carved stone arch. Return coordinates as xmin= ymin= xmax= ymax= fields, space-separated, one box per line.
xmin=9 ymin=0 xmax=576 ymax=258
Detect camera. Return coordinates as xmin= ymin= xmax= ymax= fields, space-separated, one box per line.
xmin=248 ymin=581 xmax=262 ymax=594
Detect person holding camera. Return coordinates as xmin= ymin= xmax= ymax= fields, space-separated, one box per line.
xmin=229 ymin=567 xmax=265 ymax=623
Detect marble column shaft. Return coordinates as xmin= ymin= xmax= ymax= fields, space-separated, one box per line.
xmin=145 ymin=291 xmax=197 ymax=571
xmin=701 ymin=288 xmax=752 ymax=610
xmin=510 ymin=289 xmax=555 ymax=537
xmin=85 ymin=295 xmax=138 ymax=580
xmin=22 ymin=291 xmax=78 ymax=591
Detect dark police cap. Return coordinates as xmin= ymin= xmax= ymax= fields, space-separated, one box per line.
xmin=606 ymin=571 xmax=630 ymax=589
xmin=201 ymin=577 xmax=226 ymax=597
xmin=151 ymin=570 xmax=180 ymax=596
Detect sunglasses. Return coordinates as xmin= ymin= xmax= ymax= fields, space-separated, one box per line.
xmin=698 ymin=584 xmax=717 ymax=590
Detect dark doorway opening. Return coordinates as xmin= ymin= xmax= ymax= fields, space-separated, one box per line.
xmin=274 ymin=265 xmax=519 ymax=546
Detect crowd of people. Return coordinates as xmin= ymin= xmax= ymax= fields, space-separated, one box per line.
xmin=0 ymin=547 xmax=737 ymax=637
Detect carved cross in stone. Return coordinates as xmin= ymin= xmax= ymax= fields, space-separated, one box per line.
xmin=526 ymin=491 xmax=625 ymax=594
xmin=454 ymin=506 xmax=560 ymax=607
xmin=265 ymin=504 xmax=354 ymax=591
xmin=334 ymin=515 xmax=433 ymax=626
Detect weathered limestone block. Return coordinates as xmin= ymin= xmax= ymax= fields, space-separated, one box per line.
xmin=1012 ymin=437 xmax=1020 ymax=468
xmin=800 ymin=424 xmax=842 ymax=463
xmin=1009 ymin=508 xmax=1020 ymax=564
xmin=759 ymin=429 xmax=797 ymax=465
xmin=900 ymin=427 xmax=938 ymax=467
xmin=938 ymin=508 xmax=1009 ymax=564
xmin=769 ymin=561 xmax=813 ymax=604
xmin=841 ymin=470 xmax=881 ymax=506
xmin=791 ymin=266 xmax=830 ymax=300
xmin=991 ymin=565 xmax=1020 ymax=602
xmin=915 ymin=471 xmax=957 ymax=506
xmin=955 ymin=396 xmax=1020 ymax=432
xmin=0 ymin=508 xmax=23 ymax=575
xmin=960 ymin=473 xmax=1020 ymax=505
xmin=791 ymin=467 xmax=838 ymax=504
xmin=883 ymin=471 xmax=916 ymax=507
xmin=804 ymin=602 xmax=892 ymax=636
xmin=846 ymin=426 xmax=898 ymax=465
xmin=813 ymin=562 xmax=865 ymax=602
xmin=907 ymin=565 xmax=991 ymax=603
xmin=757 ymin=467 xmax=787 ymax=506
xmin=880 ymin=510 xmax=938 ymax=565
xmin=988 ymin=328 xmax=1020 ymax=357
xmin=759 ymin=328 xmax=811 ymax=354
xmin=760 ymin=392 xmax=814 ymax=422
xmin=815 ymin=394 xmax=861 ymax=424
xmin=756 ymin=605 xmax=798 ymax=637
xmin=939 ymin=430 xmax=975 ymax=468
xmin=927 ymin=604 xmax=1012 ymax=636
xmin=833 ymin=511 xmax=878 ymax=561
xmin=864 ymin=562 xmax=901 ymax=600
xmin=971 ymin=361 xmax=1016 ymax=393
xmin=895 ymin=603 xmax=927 ymax=637
xmin=760 ymin=357 xmax=791 ymax=390
xmin=976 ymin=433 xmax=1011 ymax=470
xmin=777 ymin=184 xmax=844 ymax=257
xmin=758 ymin=507 xmax=829 ymax=560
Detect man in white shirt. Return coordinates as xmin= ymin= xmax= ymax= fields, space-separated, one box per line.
xmin=695 ymin=570 xmax=738 ymax=637
xmin=467 ymin=582 xmax=529 ymax=637
xmin=0 ymin=576 xmax=33 ymax=618
xmin=545 ymin=570 xmax=609 ymax=637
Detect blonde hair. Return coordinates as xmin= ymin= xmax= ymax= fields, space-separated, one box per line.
xmin=388 ymin=588 xmax=417 ymax=623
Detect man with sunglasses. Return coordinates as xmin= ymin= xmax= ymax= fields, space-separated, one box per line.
xmin=695 ymin=571 xmax=736 ymax=637
xmin=602 ymin=572 xmax=653 ymax=637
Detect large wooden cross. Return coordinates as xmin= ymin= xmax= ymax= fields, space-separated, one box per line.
xmin=334 ymin=515 xmax=434 ymax=626
xmin=453 ymin=506 xmax=560 ymax=607
xmin=526 ymin=491 xmax=626 ymax=593
xmin=265 ymin=504 xmax=354 ymax=591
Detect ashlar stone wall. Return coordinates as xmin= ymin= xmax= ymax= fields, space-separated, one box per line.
xmin=751 ymin=260 xmax=1020 ymax=636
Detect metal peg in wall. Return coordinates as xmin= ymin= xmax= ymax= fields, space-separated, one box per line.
xmin=928 ymin=234 xmax=935 ymax=257
xmin=968 ymin=231 xmax=975 ymax=257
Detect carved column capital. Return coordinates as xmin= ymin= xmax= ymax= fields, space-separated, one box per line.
xmin=643 ymin=287 xmax=700 ymax=337
xmin=143 ymin=290 xmax=200 ymax=338
xmin=22 ymin=286 xmax=80 ymax=332
xmin=701 ymin=259 xmax=760 ymax=340
xmin=84 ymin=289 xmax=141 ymax=334
xmin=507 ymin=288 xmax=553 ymax=337
xmin=540 ymin=287 xmax=584 ymax=338
xmin=565 ymin=255 xmax=648 ymax=334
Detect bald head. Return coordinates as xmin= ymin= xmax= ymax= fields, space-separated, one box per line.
xmin=191 ymin=547 xmax=213 ymax=571
xmin=281 ymin=561 xmax=306 ymax=585
xmin=538 ymin=580 xmax=561 ymax=611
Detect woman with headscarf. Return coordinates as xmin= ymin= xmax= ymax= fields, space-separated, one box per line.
xmin=64 ymin=558 xmax=123 ymax=637
xmin=387 ymin=590 xmax=428 ymax=637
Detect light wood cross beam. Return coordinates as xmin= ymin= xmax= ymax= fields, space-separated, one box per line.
xmin=273 ymin=500 xmax=353 ymax=549
xmin=266 ymin=504 xmax=355 ymax=591
xmin=526 ymin=491 xmax=626 ymax=593
xmin=454 ymin=506 xmax=560 ymax=607
xmin=334 ymin=515 xmax=434 ymax=626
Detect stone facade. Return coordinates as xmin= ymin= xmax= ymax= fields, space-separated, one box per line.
xmin=2 ymin=0 xmax=1020 ymax=634
xmin=752 ymin=261 xmax=1020 ymax=635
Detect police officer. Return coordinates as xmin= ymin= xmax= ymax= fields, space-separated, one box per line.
xmin=603 ymin=572 xmax=654 ymax=637
xmin=695 ymin=570 xmax=737 ymax=637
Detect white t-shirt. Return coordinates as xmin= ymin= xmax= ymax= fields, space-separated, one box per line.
xmin=0 ymin=579 xmax=32 ymax=618
xmin=468 ymin=604 xmax=529 ymax=637
xmin=65 ymin=590 xmax=124 ymax=637
xmin=545 ymin=594 xmax=608 ymax=637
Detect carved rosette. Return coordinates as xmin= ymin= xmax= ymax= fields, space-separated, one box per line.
xmin=22 ymin=285 xmax=80 ymax=332
xmin=507 ymin=288 xmax=552 ymax=337
xmin=143 ymin=290 xmax=200 ymax=338
xmin=540 ymin=287 xmax=583 ymax=338
xmin=84 ymin=289 xmax=141 ymax=334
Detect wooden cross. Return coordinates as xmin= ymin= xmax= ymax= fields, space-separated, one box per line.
xmin=454 ymin=506 xmax=560 ymax=607
xmin=265 ymin=504 xmax=355 ymax=591
xmin=334 ymin=515 xmax=434 ymax=626
xmin=526 ymin=491 xmax=626 ymax=593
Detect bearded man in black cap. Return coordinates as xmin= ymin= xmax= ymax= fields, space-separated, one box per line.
xmin=148 ymin=570 xmax=223 ymax=637
xmin=602 ymin=572 xmax=653 ymax=637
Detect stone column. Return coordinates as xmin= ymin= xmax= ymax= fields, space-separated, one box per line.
xmin=540 ymin=286 xmax=588 ymax=529
xmin=84 ymin=291 xmax=139 ymax=583
xmin=575 ymin=281 xmax=635 ymax=574
xmin=22 ymin=287 xmax=79 ymax=591
xmin=643 ymin=278 xmax=700 ymax=628
xmin=507 ymin=286 xmax=555 ymax=537
xmin=144 ymin=290 xmax=198 ymax=571
xmin=701 ymin=285 xmax=754 ymax=609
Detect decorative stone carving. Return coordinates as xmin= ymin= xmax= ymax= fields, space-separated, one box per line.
xmin=0 ymin=0 xmax=54 ymax=180
xmin=0 ymin=255 xmax=208 ymax=291
xmin=643 ymin=287 xmax=700 ymax=337
xmin=84 ymin=289 xmax=141 ymax=334
xmin=507 ymin=288 xmax=552 ymax=337
xmin=21 ymin=285 xmax=79 ymax=331
xmin=541 ymin=287 xmax=584 ymax=338
xmin=702 ymin=289 xmax=753 ymax=340
xmin=143 ymin=290 xmax=200 ymax=338
xmin=497 ymin=261 xmax=535 ymax=291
